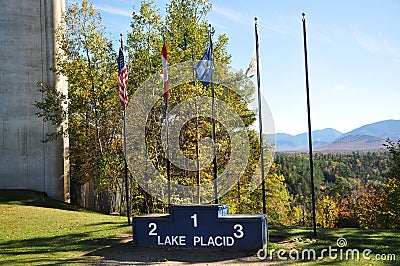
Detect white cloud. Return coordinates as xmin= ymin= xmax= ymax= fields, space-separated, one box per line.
xmin=383 ymin=39 xmax=400 ymax=58
xmin=354 ymin=27 xmax=400 ymax=58
xmin=258 ymin=21 xmax=285 ymax=34
xmin=212 ymin=5 xmax=244 ymax=23
xmin=334 ymin=84 xmax=346 ymax=91
xmin=354 ymin=27 xmax=382 ymax=53
xmin=208 ymin=21 xmax=229 ymax=31
xmin=314 ymin=29 xmax=335 ymax=46
xmin=95 ymin=5 xmax=131 ymax=18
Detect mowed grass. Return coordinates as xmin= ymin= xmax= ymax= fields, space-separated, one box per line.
xmin=1 ymin=190 xmax=399 ymax=265
xmin=267 ymin=225 xmax=400 ymax=265
xmin=0 ymin=190 xmax=130 ymax=265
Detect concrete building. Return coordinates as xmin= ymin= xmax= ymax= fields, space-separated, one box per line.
xmin=0 ymin=0 xmax=69 ymax=202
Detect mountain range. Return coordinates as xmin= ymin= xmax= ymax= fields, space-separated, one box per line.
xmin=272 ymin=119 xmax=400 ymax=152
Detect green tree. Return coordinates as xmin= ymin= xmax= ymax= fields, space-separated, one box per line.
xmin=36 ymin=0 xmax=293 ymax=216
xmin=125 ymin=0 xmax=288 ymax=217
xmin=385 ymin=139 xmax=400 ymax=178
xmin=381 ymin=139 xmax=400 ymax=228
xmin=126 ymin=0 xmax=262 ymax=206
xmin=36 ymin=0 xmax=126 ymax=212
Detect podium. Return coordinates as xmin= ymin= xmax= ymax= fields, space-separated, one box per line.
xmin=132 ymin=204 xmax=268 ymax=251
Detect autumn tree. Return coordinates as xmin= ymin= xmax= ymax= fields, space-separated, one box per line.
xmin=317 ymin=195 xmax=338 ymax=228
xmin=126 ymin=0 xmax=281 ymax=212
xmin=36 ymin=0 xmax=126 ymax=213
xmin=36 ymin=0 xmax=290 ymax=216
xmin=382 ymin=139 xmax=400 ymax=228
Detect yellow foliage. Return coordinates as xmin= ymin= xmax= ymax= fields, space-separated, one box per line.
xmin=317 ymin=195 xmax=338 ymax=228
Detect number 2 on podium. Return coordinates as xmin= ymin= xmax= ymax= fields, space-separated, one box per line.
xmin=148 ymin=222 xmax=157 ymax=236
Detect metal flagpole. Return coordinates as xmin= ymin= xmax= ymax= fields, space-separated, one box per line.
xmin=302 ymin=13 xmax=317 ymax=238
xmin=123 ymin=110 xmax=131 ymax=225
xmin=192 ymin=53 xmax=201 ymax=204
xmin=192 ymin=45 xmax=201 ymax=205
xmin=209 ymin=24 xmax=218 ymax=204
xmin=165 ymin=89 xmax=171 ymax=205
xmin=184 ymin=32 xmax=201 ymax=204
xmin=120 ymin=34 xmax=131 ymax=225
xmin=254 ymin=18 xmax=266 ymax=215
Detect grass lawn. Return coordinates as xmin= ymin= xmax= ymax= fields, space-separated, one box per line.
xmin=266 ymin=225 xmax=400 ymax=265
xmin=0 ymin=190 xmax=131 ymax=265
xmin=0 ymin=189 xmax=399 ymax=265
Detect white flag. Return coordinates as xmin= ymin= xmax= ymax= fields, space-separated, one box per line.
xmin=245 ymin=49 xmax=256 ymax=78
xmin=246 ymin=47 xmax=262 ymax=79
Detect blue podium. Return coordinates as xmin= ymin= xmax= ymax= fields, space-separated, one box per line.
xmin=132 ymin=204 xmax=268 ymax=251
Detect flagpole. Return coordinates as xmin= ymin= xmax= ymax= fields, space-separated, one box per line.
xmin=189 ymin=39 xmax=201 ymax=204
xmin=208 ymin=24 xmax=218 ymax=204
xmin=120 ymin=34 xmax=131 ymax=225
xmin=182 ymin=31 xmax=201 ymax=204
xmin=195 ymin=83 xmax=201 ymax=204
xmin=302 ymin=13 xmax=317 ymax=239
xmin=254 ymin=18 xmax=266 ymax=215
xmin=165 ymin=89 xmax=171 ymax=206
xmin=123 ymin=109 xmax=131 ymax=225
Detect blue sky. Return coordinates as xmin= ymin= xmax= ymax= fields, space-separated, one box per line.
xmin=90 ymin=0 xmax=400 ymax=135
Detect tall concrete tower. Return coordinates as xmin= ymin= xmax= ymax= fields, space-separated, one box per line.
xmin=0 ymin=0 xmax=69 ymax=202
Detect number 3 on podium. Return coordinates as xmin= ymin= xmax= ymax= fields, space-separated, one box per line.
xmin=233 ymin=224 xmax=244 ymax=238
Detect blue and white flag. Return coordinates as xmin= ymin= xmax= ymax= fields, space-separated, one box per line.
xmin=194 ymin=45 xmax=213 ymax=86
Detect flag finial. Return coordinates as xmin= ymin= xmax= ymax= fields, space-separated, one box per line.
xmin=207 ymin=24 xmax=215 ymax=37
xmin=120 ymin=33 xmax=123 ymax=49
xmin=302 ymin=13 xmax=306 ymax=21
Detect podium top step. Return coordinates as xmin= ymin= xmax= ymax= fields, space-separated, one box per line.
xmin=170 ymin=204 xmax=228 ymax=208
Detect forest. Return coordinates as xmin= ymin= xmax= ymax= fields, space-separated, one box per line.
xmin=274 ymin=150 xmax=399 ymax=229
xmin=34 ymin=0 xmax=400 ymax=230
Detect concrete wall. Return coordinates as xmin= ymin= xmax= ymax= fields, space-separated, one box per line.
xmin=0 ymin=0 xmax=69 ymax=202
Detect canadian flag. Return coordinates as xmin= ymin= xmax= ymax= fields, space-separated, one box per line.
xmin=161 ymin=43 xmax=168 ymax=101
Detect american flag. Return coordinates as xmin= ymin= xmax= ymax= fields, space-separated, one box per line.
xmin=118 ymin=47 xmax=129 ymax=108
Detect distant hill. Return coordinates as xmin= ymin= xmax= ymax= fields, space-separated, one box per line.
xmin=274 ymin=119 xmax=400 ymax=152
xmin=341 ymin=120 xmax=400 ymax=140
xmin=315 ymin=135 xmax=385 ymax=152
xmin=274 ymin=128 xmax=342 ymax=152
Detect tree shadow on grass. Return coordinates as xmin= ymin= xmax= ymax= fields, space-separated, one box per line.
xmin=0 ymin=222 xmax=128 ymax=265
xmin=0 ymin=189 xmax=84 ymax=212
